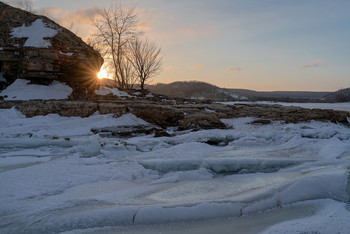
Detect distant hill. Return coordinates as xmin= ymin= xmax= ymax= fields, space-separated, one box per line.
xmin=146 ymin=81 xmax=246 ymax=101
xmin=229 ymin=89 xmax=330 ymax=101
xmin=322 ymin=88 xmax=350 ymax=102
xmin=146 ymin=81 xmax=332 ymax=102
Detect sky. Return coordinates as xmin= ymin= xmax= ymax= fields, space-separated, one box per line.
xmin=8 ymin=0 xmax=350 ymax=91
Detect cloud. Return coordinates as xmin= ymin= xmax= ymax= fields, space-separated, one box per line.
xmin=165 ymin=65 xmax=175 ymax=71
xmin=299 ymin=59 xmax=328 ymax=69
xmin=34 ymin=6 xmax=98 ymax=39
xmin=226 ymin=67 xmax=242 ymax=72
xmin=137 ymin=8 xmax=159 ymax=32
xmin=190 ymin=64 xmax=204 ymax=71
xmin=181 ymin=26 xmax=218 ymax=37
xmin=35 ymin=5 xmax=158 ymax=38
xmin=184 ymin=28 xmax=195 ymax=36
xmin=37 ymin=7 xmax=98 ymax=25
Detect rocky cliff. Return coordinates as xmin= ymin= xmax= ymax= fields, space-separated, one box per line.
xmin=0 ymin=2 xmax=103 ymax=97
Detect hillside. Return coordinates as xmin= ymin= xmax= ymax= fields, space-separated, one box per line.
xmin=147 ymin=81 xmax=246 ymax=101
xmin=229 ymin=89 xmax=330 ymax=100
xmin=322 ymin=88 xmax=350 ymax=102
xmin=147 ymin=81 xmax=331 ymax=102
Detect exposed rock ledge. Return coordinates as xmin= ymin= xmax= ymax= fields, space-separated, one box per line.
xmin=0 ymin=100 xmax=349 ymax=130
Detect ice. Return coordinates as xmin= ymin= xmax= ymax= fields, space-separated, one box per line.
xmin=0 ymin=155 xmax=51 ymax=172
xmin=0 ymin=108 xmax=148 ymax=138
xmin=0 ymin=79 xmax=72 ymax=100
xmin=134 ymin=202 xmax=243 ymax=225
xmin=133 ymin=91 xmax=142 ymax=96
xmin=1 ymin=107 xmax=350 ymax=233
xmin=221 ymin=101 xmax=350 ymax=112
xmin=261 ymin=199 xmax=350 ymax=234
xmin=11 ymin=19 xmax=57 ymax=48
xmin=61 ymin=204 xmax=315 ymax=234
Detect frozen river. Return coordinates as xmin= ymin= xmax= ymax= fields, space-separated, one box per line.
xmin=1 ymin=106 xmax=350 ymax=233
xmin=220 ymin=101 xmax=350 ymax=112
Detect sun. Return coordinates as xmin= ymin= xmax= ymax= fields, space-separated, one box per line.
xmin=97 ymin=67 xmax=109 ymax=79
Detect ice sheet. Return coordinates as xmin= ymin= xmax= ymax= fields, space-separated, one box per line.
xmin=0 ymin=108 xmax=350 ymax=233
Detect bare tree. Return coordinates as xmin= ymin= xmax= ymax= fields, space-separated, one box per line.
xmin=91 ymin=3 xmax=141 ymax=89
xmin=7 ymin=0 xmax=33 ymax=12
xmin=128 ymin=37 xmax=162 ymax=90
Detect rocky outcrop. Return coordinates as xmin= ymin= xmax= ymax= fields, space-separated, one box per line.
xmin=1 ymin=100 xmax=349 ymax=130
xmin=0 ymin=100 xmax=98 ymax=117
xmin=225 ymin=104 xmax=350 ymax=124
xmin=128 ymin=104 xmax=185 ymax=127
xmin=178 ymin=113 xmax=226 ymax=130
xmin=0 ymin=2 xmax=103 ymax=96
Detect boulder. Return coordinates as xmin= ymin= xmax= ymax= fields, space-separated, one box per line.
xmin=178 ymin=113 xmax=227 ymax=130
xmin=0 ymin=2 xmax=103 ymax=97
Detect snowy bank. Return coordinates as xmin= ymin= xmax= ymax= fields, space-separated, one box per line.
xmin=0 ymin=79 xmax=72 ymax=100
xmin=95 ymin=86 xmax=131 ymax=97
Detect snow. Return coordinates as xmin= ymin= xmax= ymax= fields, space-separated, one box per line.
xmin=221 ymin=101 xmax=350 ymax=112
xmin=59 ymin=51 xmax=74 ymax=56
xmin=0 ymin=79 xmax=72 ymax=100
xmin=11 ymin=19 xmax=57 ymax=48
xmin=133 ymin=91 xmax=143 ymax=96
xmin=0 ymin=107 xmax=350 ymax=233
xmin=0 ymin=72 xmax=6 ymax=83
xmin=261 ymin=199 xmax=350 ymax=234
xmin=95 ymin=86 xmax=132 ymax=97
xmin=204 ymin=108 xmax=216 ymax=113
xmin=219 ymin=89 xmax=248 ymax=100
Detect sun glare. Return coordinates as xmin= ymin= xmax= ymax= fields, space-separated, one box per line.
xmin=97 ymin=67 xmax=109 ymax=79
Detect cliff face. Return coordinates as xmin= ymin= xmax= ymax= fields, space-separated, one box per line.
xmin=0 ymin=2 xmax=103 ymax=96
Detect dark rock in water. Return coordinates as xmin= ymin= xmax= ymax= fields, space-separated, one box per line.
xmin=0 ymin=2 xmax=103 ymax=97
xmin=129 ymin=104 xmax=185 ymax=127
xmin=178 ymin=113 xmax=227 ymax=130
xmin=154 ymin=129 xmax=171 ymax=137
xmin=92 ymin=125 xmax=159 ymax=138
xmin=250 ymin=119 xmax=272 ymax=125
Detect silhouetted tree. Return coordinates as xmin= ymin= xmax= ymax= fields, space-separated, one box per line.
xmin=128 ymin=37 xmax=162 ymax=90
xmin=90 ymin=3 xmax=163 ymax=90
xmin=91 ymin=3 xmax=141 ymax=89
xmin=7 ymin=0 xmax=33 ymax=12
